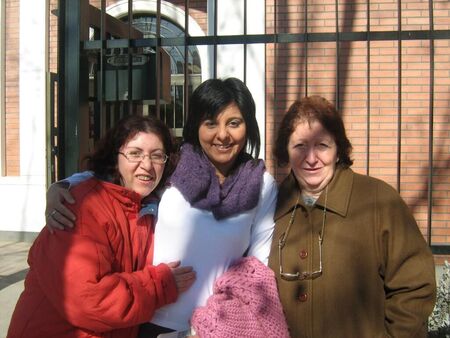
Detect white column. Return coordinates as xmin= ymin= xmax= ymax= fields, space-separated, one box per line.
xmin=0 ymin=0 xmax=47 ymax=233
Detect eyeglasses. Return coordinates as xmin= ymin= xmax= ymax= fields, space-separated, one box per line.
xmin=278 ymin=186 xmax=328 ymax=281
xmin=118 ymin=151 xmax=168 ymax=164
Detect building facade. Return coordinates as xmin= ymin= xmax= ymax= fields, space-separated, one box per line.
xmin=0 ymin=0 xmax=449 ymax=260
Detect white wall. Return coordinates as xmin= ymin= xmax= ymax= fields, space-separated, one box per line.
xmin=215 ymin=0 xmax=266 ymax=159
xmin=0 ymin=0 xmax=47 ymax=234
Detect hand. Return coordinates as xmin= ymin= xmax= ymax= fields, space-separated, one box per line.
xmin=167 ymin=261 xmax=196 ymax=294
xmin=45 ymin=181 xmax=76 ymax=233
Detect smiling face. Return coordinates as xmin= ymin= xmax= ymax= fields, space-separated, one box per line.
xmin=288 ymin=119 xmax=338 ymax=197
xmin=198 ymin=103 xmax=247 ymax=180
xmin=117 ymin=131 xmax=166 ymax=199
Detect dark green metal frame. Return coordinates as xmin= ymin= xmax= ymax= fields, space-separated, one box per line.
xmin=57 ymin=0 xmax=449 ymax=254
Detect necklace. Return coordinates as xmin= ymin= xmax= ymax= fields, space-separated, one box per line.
xmin=284 ymin=185 xmax=328 ymax=241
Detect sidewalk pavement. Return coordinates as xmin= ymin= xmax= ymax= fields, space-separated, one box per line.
xmin=0 ymin=240 xmax=444 ymax=338
xmin=0 ymin=241 xmax=32 ymax=338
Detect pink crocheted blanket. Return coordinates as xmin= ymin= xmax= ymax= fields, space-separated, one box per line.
xmin=191 ymin=256 xmax=290 ymax=338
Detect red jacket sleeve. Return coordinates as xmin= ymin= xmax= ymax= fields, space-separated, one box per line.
xmin=30 ymin=226 xmax=178 ymax=332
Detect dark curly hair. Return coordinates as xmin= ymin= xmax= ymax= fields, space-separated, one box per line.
xmin=274 ymin=96 xmax=353 ymax=168
xmin=85 ymin=115 xmax=176 ymax=191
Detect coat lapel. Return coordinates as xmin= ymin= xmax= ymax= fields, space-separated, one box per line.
xmin=275 ymin=168 xmax=354 ymax=220
xmin=316 ymin=167 xmax=353 ymax=218
xmin=274 ymin=172 xmax=300 ymax=221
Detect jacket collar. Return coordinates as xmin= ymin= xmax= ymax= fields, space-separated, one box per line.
xmin=275 ymin=167 xmax=354 ymax=221
xmin=99 ymin=179 xmax=142 ymax=205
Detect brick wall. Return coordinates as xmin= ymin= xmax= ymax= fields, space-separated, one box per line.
xmin=4 ymin=0 xmax=20 ymax=176
xmin=49 ymin=0 xmax=58 ymax=74
xmin=266 ymin=0 xmax=450 ymax=246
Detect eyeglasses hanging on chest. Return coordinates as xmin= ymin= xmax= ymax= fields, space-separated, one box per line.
xmin=278 ymin=186 xmax=328 ymax=281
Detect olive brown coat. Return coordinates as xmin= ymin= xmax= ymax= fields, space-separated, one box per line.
xmin=268 ymin=168 xmax=436 ymax=338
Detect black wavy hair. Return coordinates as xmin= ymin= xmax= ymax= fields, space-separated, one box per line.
xmin=183 ymin=77 xmax=261 ymax=158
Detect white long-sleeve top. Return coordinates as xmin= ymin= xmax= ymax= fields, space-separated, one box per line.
xmin=64 ymin=171 xmax=278 ymax=331
xmin=150 ymin=171 xmax=277 ymax=330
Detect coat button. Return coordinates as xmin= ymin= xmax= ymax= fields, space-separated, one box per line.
xmin=298 ymin=293 xmax=308 ymax=302
xmin=299 ymin=249 xmax=308 ymax=259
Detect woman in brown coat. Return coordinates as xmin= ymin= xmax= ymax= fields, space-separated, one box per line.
xmin=268 ymin=96 xmax=436 ymax=338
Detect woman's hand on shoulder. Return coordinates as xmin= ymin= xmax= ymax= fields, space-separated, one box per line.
xmin=167 ymin=261 xmax=196 ymax=294
xmin=45 ymin=181 xmax=76 ymax=233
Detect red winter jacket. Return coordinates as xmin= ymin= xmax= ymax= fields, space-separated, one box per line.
xmin=7 ymin=178 xmax=178 ymax=338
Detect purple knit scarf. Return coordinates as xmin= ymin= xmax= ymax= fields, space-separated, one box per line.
xmin=169 ymin=143 xmax=265 ymax=220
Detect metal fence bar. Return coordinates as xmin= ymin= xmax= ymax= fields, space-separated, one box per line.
xmin=366 ymin=0 xmax=371 ymax=176
xmin=243 ymin=0 xmax=247 ymax=84
xmin=396 ymin=0 xmax=402 ymax=193
xmin=213 ymin=0 xmax=217 ymax=78
xmin=184 ymin=0 xmax=189 ymax=127
xmin=335 ymin=0 xmax=340 ymax=111
xmin=155 ymin=0 xmax=161 ymax=118
xmin=304 ymin=1 xmax=308 ymax=96
xmin=427 ymin=0 xmax=435 ymax=246
xmin=83 ymin=30 xmax=450 ymax=51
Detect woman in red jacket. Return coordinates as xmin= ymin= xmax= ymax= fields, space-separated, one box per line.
xmin=7 ymin=115 xmax=196 ymax=338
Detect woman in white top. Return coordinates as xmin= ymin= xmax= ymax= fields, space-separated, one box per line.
xmin=45 ymin=77 xmax=278 ymax=337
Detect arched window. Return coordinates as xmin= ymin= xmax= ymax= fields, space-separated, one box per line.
xmin=129 ymin=15 xmax=201 ymax=75
xmin=123 ymin=14 xmax=202 ymax=136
